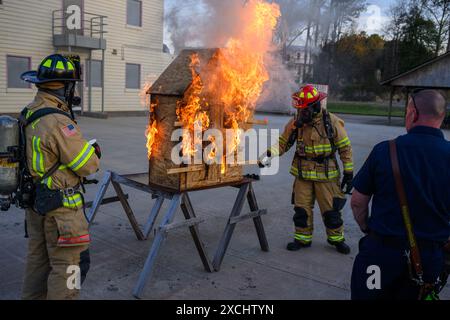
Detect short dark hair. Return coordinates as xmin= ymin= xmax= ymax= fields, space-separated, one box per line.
xmin=411 ymin=90 xmax=447 ymax=118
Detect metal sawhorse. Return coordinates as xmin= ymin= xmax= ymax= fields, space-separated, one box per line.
xmin=87 ymin=171 xmax=269 ymax=298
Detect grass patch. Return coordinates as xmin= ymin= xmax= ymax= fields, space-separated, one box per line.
xmin=327 ymin=102 xmax=404 ymax=117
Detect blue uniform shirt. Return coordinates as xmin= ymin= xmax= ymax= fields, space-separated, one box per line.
xmin=353 ymin=126 xmax=450 ymax=242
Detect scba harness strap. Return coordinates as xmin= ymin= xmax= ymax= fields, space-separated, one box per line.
xmin=296 ymin=110 xmax=337 ymax=179
xmin=20 ymin=107 xmax=73 ymax=126
xmin=19 ymin=107 xmax=81 ymax=215
xmin=322 ymin=110 xmax=336 ymax=154
xmin=19 ymin=107 xmax=74 ymax=183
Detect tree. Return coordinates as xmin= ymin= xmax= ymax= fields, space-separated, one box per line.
xmin=274 ymin=0 xmax=309 ymax=60
xmin=273 ymin=0 xmax=368 ymax=87
xmin=311 ymin=32 xmax=386 ymax=100
xmin=420 ymin=0 xmax=450 ymax=55
xmin=274 ymin=0 xmax=366 ymax=57
xmin=331 ymin=0 xmax=367 ymax=41
xmin=382 ymin=0 xmax=407 ymax=76
xmin=320 ymin=0 xmax=367 ymax=83
xmin=382 ymin=0 xmax=438 ymax=79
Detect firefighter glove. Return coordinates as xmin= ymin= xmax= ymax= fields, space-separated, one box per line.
xmin=257 ymin=150 xmax=272 ymax=168
xmin=92 ymin=142 xmax=102 ymax=159
xmin=341 ymin=172 xmax=353 ymax=194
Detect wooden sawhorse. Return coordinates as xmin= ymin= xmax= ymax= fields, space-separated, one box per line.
xmin=87 ymin=171 xmax=269 ymax=299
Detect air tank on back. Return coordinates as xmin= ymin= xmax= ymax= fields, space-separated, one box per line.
xmin=0 ymin=116 xmax=19 ymax=211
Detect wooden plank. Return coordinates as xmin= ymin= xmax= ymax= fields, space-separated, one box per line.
xmin=122 ymin=172 xmax=150 ymax=183
xmin=87 ymin=171 xmax=112 ymax=224
xmin=247 ymin=183 xmax=269 ymax=252
xmin=133 ymin=194 xmax=181 ymax=299
xmin=229 ymin=209 xmax=267 ymax=225
xmin=167 ymin=165 xmax=205 ymax=175
xmin=143 ymin=196 xmax=165 ymax=239
xmin=246 ymin=118 xmax=268 ymax=126
xmin=181 ymin=193 xmax=214 ymax=273
xmin=111 ymin=181 xmax=145 ymax=241
xmin=159 ymin=217 xmax=205 ymax=233
xmin=84 ymin=195 xmax=128 ymax=209
xmin=113 ymin=172 xmax=173 ymax=199
xmin=229 ymin=160 xmax=259 ymax=166
xmin=149 ymin=94 xmax=181 ymax=191
xmin=212 ymin=183 xmax=249 ymax=271
xmin=185 ymin=166 xmax=209 ymax=190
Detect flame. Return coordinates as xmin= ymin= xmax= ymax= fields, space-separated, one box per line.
xmin=146 ymin=103 xmax=158 ymax=158
xmin=176 ymin=53 xmax=211 ymax=158
xmin=207 ymin=136 xmax=217 ymax=161
xmin=205 ymin=0 xmax=280 ymax=155
xmin=145 ymin=0 xmax=281 ymax=164
xmin=140 ymin=77 xmax=153 ymax=108
xmin=145 ymin=120 xmax=158 ymax=158
xmin=221 ymin=156 xmax=226 ymax=175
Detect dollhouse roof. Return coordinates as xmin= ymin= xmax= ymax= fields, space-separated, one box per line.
xmin=148 ymin=48 xmax=219 ymax=96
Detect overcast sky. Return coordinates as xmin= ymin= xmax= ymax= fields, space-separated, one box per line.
xmin=163 ymin=0 xmax=396 ymax=47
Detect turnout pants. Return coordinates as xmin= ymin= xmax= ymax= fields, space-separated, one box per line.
xmin=22 ymin=207 xmax=90 ymax=300
xmin=292 ymin=178 xmax=346 ymax=244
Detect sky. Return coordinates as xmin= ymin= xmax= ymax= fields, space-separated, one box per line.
xmin=359 ymin=0 xmax=395 ymax=34
xmin=163 ymin=0 xmax=396 ymax=48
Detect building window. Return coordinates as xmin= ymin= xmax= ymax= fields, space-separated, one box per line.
xmin=7 ymin=55 xmax=31 ymax=88
xmin=127 ymin=0 xmax=142 ymax=27
xmin=86 ymin=60 xmax=103 ymax=87
xmin=126 ymin=63 xmax=140 ymax=89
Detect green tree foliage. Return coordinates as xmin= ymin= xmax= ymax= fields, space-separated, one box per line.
xmin=311 ymin=32 xmax=386 ymax=101
xmin=382 ymin=0 xmax=443 ymax=80
xmin=310 ymin=0 xmax=448 ymax=100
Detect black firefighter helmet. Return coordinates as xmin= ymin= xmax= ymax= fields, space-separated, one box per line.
xmin=21 ymin=54 xmax=82 ymax=84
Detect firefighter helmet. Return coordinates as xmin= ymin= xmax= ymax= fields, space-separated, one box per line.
xmin=21 ymin=54 xmax=82 ymax=84
xmin=292 ymin=84 xmax=327 ymax=109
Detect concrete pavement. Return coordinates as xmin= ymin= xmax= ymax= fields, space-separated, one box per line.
xmin=0 ymin=113 xmax=448 ymax=300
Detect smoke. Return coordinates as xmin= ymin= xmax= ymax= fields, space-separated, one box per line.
xmin=259 ymin=53 xmax=297 ymax=114
xmin=166 ymin=0 xmax=248 ymax=52
xmin=165 ymin=0 xmax=297 ymax=114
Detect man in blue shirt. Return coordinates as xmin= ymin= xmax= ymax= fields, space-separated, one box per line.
xmin=350 ymin=90 xmax=450 ymax=300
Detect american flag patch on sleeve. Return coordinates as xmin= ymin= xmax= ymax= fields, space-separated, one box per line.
xmin=61 ymin=124 xmax=77 ymax=137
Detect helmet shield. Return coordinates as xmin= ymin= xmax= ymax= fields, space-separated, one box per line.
xmin=292 ymin=84 xmax=327 ymax=109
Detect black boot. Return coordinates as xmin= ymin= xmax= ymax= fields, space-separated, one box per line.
xmin=328 ymin=240 xmax=351 ymax=255
xmin=287 ymin=240 xmax=312 ymax=251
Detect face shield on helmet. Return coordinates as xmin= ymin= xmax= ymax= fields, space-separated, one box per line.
xmin=300 ymin=101 xmax=322 ymax=124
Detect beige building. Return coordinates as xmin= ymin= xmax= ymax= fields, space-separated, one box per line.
xmin=285 ymin=45 xmax=312 ymax=84
xmin=0 ymin=0 xmax=173 ymax=114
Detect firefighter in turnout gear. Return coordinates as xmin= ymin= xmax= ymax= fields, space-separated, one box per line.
xmin=19 ymin=54 xmax=100 ymax=299
xmin=260 ymin=85 xmax=353 ymax=254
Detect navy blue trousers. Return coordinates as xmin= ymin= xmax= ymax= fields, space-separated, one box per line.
xmin=351 ymin=235 xmax=444 ymax=300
